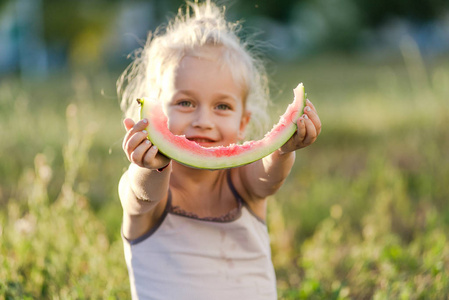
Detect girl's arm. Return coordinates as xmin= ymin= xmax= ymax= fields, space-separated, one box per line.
xmin=239 ymin=149 xmax=296 ymax=200
xmin=119 ymin=163 xmax=171 ymax=216
xmin=120 ymin=118 xmax=171 ymax=239
xmin=119 ymin=164 xmax=171 ymax=240
xmin=240 ymin=99 xmax=321 ymax=200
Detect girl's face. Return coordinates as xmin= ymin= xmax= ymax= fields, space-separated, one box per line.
xmin=165 ymin=51 xmax=250 ymax=147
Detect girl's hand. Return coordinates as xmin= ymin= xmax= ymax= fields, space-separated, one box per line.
xmin=122 ymin=118 xmax=171 ymax=169
xmin=280 ymin=99 xmax=321 ymax=153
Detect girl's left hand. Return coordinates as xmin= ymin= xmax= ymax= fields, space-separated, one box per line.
xmin=280 ymin=99 xmax=321 ymax=153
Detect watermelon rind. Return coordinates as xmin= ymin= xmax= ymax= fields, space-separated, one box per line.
xmin=139 ymin=83 xmax=305 ymax=169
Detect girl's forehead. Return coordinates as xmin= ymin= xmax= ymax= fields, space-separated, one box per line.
xmin=161 ymin=45 xmax=250 ymax=104
xmin=179 ymin=46 xmax=248 ymax=86
xmin=169 ymin=53 xmax=247 ymax=107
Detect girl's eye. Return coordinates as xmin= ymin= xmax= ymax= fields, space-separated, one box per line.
xmin=216 ymin=104 xmax=231 ymax=110
xmin=177 ymin=100 xmax=193 ymax=107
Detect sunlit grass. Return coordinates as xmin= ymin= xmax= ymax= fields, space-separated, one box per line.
xmin=269 ymin=51 xmax=449 ymax=298
xmin=0 ymin=90 xmax=128 ymax=298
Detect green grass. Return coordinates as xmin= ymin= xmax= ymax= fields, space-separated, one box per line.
xmin=1 ymin=50 xmax=448 ymax=299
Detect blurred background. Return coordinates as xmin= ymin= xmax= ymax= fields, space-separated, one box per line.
xmin=1 ymin=0 xmax=449 ymax=77
xmin=1 ymin=0 xmax=448 ymax=298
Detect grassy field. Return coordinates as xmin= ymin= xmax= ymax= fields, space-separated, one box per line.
xmin=1 ymin=49 xmax=448 ymax=299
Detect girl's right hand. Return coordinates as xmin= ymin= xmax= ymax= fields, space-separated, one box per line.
xmin=122 ymin=118 xmax=171 ymax=170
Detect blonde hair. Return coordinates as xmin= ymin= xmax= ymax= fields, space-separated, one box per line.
xmin=117 ymin=0 xmax=271 ymax=140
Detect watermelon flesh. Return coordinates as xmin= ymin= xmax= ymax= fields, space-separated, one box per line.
xmin=139 ymin=83 xmax=305 ymax=169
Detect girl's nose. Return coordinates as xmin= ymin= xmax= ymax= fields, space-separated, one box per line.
xmin=192 ymin=108 xmax=214 ymax=129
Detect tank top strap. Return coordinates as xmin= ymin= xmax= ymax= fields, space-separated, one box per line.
xmin=226 ymin=169 xmax=243 ymax=204
xmin=165 ymin=188 xmax=172 ymax=211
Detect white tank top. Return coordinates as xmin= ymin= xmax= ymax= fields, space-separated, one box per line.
xmin=122 ymin=172 xmax=277 ymax=300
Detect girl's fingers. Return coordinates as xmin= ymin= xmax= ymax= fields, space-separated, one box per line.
xmin=122 ymin=117 xmax=167 ymax=169
xmin=125 ymin=131 xmax=149 ymax=156
xmin=122 ymin=119 xmax=135 ymax=150
xmin=296 ymin=116 xmax=307 ymax=141
xmin=282 ymin=98 xmax=321 ymax=152
xmin=304 ymin=101 xmax=322 ymax=136
xmin=123 ymin=119 xmax=148 ymax=141
xmin=302 ymin=115 xmax=318 ymax=146
xmin=130 ymin=140 xmax=153 ymax=166
xmin=123 ymin=118 xmax=135 ymax=131
xmin=123 ymin=119 xmax=149 ymax=151
xmin=127 ymin=119 xmax=149 ymax=136
xmin=305 ymin=99 xmax=318 ymax=113
xmin=142 ymin=145 xmax=160 ymax=168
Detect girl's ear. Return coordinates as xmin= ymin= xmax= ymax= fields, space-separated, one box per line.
xmin=238 ymin=111 xmax=251 ymax=140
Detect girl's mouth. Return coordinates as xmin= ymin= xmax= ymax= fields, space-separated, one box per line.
xmin=187 ymin=137 xmax=216 ymax=146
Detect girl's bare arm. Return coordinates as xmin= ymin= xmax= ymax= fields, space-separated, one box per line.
xmin=119 ymin=164 xmax=171 ymax=239
xmin=120 ymin=118 xmax=172 ymax=239
xmin=119 ymin=164 xmax=171 ymax=215
xmin=239 ymin=149 xmax=296 ymax=200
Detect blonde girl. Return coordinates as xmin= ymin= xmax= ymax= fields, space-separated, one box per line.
xmin=118 ymin=1 xmax=321 ymax=299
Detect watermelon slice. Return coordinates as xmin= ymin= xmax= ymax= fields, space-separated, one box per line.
xmin=139 ymin=83 xmax=305 ymax=169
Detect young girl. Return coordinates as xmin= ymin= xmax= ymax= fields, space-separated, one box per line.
xmin=118 ymin=1 xmax=321 ymax=299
